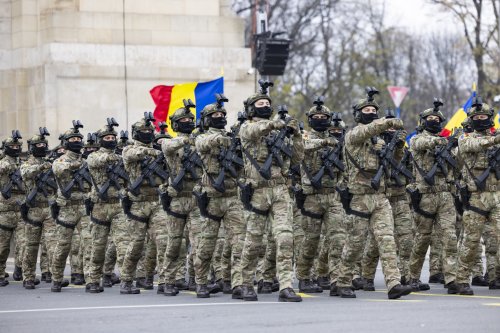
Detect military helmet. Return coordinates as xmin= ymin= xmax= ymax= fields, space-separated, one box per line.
xmin=155 ymin=122 xmax=172 ymax=141
xmin=306 ymin=96 xmax=331 ymax=118
xmin=3 ymin=130 xmax=23 ymax=147
xmin=419 ymin=98 xmax=446 ymax=122
xmin=132 ymin=112 xmax=156 ymax=139
xmin=246 ymin=79 xmax=273 ymax=118
xmin=461 ymin=117 xmax=473 ymax=133
xmin=27 ymin=127 xmax=49 ymax=148
xmin=353 ymin=87 xmax=380 ymax=123
xmin=468 ymin=96 xmax=492 ymax=118
xmin=97 ymin=118 xmax=119 ymax=140
xmin=63 ymin=120 xmax=84 ymax=142
xmin=169 ymin=105 xmax=195 ymax=132
xmin=201 ymin=94 xmax=228 ymax=129
xmin=84 ymin=133 xmax=99 ymax=148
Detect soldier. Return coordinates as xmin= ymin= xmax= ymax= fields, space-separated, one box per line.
xmin=407 ymin=99 xmax=459 ymax=293
xmin=161 ymin=102 xmax=204 ymax=296
xmin=87 ymin=118 xmax=130 ymax=293
xmin=0 ymin=131 xmax=25 ymax=286
xmin=361 ymin=109 xmax=414 ymax=290
xmin=232 ymin=80 xmax=304 ymax=302
xmin=120 ymin=112 xmax=168 ymax=294
xmin=295 ymin=97 xmax=345 ymax=294
xmin=334 ymin=87 xmax=412 ymax=299
xmin=20 ymin=128 xmax=57 ymax=289
xmin=193 ymin=95 xmax=247 ymax=298
xmin=51 ymin=121 xmax=92 ymax=292
xmin=456 ymin=98 xmax=500 ymax=294
xmin=83 ymin=133 xmax=100 ymax=159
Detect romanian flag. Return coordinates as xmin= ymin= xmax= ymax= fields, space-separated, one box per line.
xmin=150 ymin=77 xmax=224 ymax=137
xmin=440 ymin=83 xmax=477 ymax=137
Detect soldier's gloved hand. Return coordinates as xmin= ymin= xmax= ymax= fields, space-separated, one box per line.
xmin=148 ymin=148 xmax=161 ymax=157
xmin=434 ymin=137 xmax=447 ymax=146
xmin=286 ymin=119 xmax=300 ymax=135
xmin=386 ymin=118 xmax=404 ymax=129
xmin=41 ymin=162 xmax=52 ymax=170
xmin=397 ymin=130 xmax=407 ymax=143
xmin=373 ymin=140 xmax=384 ymax=152
xmin=271 ymin=119 xmax=286 ymax=130
xmin=322 ymin=137 xmax=337 ymax=147
xmin=217 ymin=136 xmax=231 ymax=147
xmin=69 ymin=161 xmax=81 ymax=169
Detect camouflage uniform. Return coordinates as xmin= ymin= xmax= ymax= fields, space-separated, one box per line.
xmin=20 ymin=138 xmax=57 ymax=286
xmin=409 ymin=129 xmax=458 ymax=287
xmin=0 ymin=138 xmax=24 ymax=286
xmin=193 ymin=125 xmax=246 ymax=295
xmin=456 ymin=111 xmax=500 ymax=292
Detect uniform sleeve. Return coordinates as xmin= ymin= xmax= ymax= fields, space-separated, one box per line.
xmin=411 ymin=133 xmax=439 ymax=151
xmin=52 ymin=159 xmax=67 ymax=177
xmin=291 ymin=134 xmax=305 ymax=166
xmin=304 ymin=139 xmax=325 ymax=152
xmin=20 ymin=161 xmax=42 ymax=180
xmin=458 ymin=135 xmax=495 ymax=153
xmin=239 ymin=121 xmax=274 ymax=141
xmin=196 ymin=133 xmax=219 ymax=153
xmin=346 ymin=119 xmax=392 ymax=145
xmin=162 ymin=137 xmax=185 ymax=155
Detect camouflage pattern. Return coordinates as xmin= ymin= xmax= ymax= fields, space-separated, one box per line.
xmin=233 ymin=117 xmax=304 ymax=291
xmin=409 ymin=130 xmax=458 ymax=285
xmin=51 ymin=150 xmax=91 ymax=283
xmin=336 ymin=117 xmax=404 ymax=291
xmin=429 ymin=225 xmax=443 ymax=277
xmin=456 ymin=130 xmax=500 ymax=284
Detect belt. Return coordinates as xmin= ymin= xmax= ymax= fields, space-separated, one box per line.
xmin=418 ymin=184 xmax=450 ymax=194
xmin=24 ymin=219 xmax=43 ymax=228
xmin=173 ymin=192 xmax=192 ymax=198
xmin=135 ymin=194 xmax=159 ymax=202
xmin=55 ymin=219 xmax=77 ymax=230
xmin=100 ymin=198 xmax=120 ymax=204
xmin=65 ymin=199 xmax=84 ymax=206
xmin=32 ymin=201 xmax=50 ymax=208
xmin=90 ymin=215 xmax=112 ymax=227
xmin=254 ymin=179 xmax=286 ymax=188
xmin=0 ymin=224 xmax=15 ymax=232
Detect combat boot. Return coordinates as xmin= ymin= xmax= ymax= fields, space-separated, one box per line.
xmin=70 ymin=273 xmax=76 ymax=284
xmin=143 ymin=275 xmax=154 ymax=290
xmin=257 ymin=280 xmax=273 ymax=294
xmin=317 ymin=276 xmax=331 ymax=290
xmin=339 ymin=287 xmax=356 ymax=298
xmin=489 ymin=279 xmax=500 ymax=290
xmin=298 ymin=279 xmax=323 ymax=293
xmin=41 ymin=272 xmax=47 ymax=282
xmin=329 ymin=282 xmax=338 ymax=296
xmin=0 ymin=277 xmax=8 ymax=287
xmin=13 ymin=265 xmax=22 ymax=281
xmin=86 ymin=283 xmax=102 ymax=293
xmin=388 ymin=284 xmax=412 ymax=299
xmin=34 ymin=278 xmax=40 ymax=285
xmin=4 ymin=272 xmax=8 ymax=278
xmin=400 ymin=276 xmax=408 ymax=286
xmin=207 ymin=281 xmax=221 ymax=294
xmin=175 ymin=278 xmax=188 ymax=290
xmin=45 ymin=272 xmax=52 ymax=283
xmin=120 ymin=281 xmax=140 ymax=294
xmin=221 ymin=280 xmax=232 ymax=294
xmin=457 ymin=283 xmax=474 ymax=295
xmin=157 ymin=283 xmax=165 ymax=294
xmin=163 ymin=284 xmax=178 ymax=296
xmin=242 ymin=285 xmax=258 ymax=301
xmin=102 ymin=274 xmax=113 ymax=288
xmin=23 ymin=280 xmax=36 ymax=289
xmin=446 ymin=281 xmax=458 ymax=294
xmin=232 ymin=286 xmax=243 ymax=299
xmin=188 ymin=276 xmax=196 ymax=291
xmin=351 ymin=277 xmax=365 ymax=290
xmin=73 ymin=274 xmax=85 ymax=285
xmin=279 ymin=288 xmax=302 ymax=302
xmin=363 ymin=279 xmax=375 ymax=291
xmin=135 ymin=277 xmax=147 ymax=289
xmin=196 ymin=284 xmax=210 ymax=298
xmin=110 ymin=273 xmax=120 ymax=285
xmin=409 ymin=278 xmax=430 ymax=291
xmin=61 ymin=279 xmax=69 ymax=287
xmin=471 ymin=275 xmax=489 ymax=287
xmin=271 ymin=277 xmax=279 ymax=292
xmin=428 ymin=273 xmax=444 ymax=284
xmin=51 ymin=281 xmax=62 ymax=292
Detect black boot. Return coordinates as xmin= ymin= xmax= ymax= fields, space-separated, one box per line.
xmin=135 ymin=277 xmax=147 ymax=289
xmin=157 ymin=283 xmax=165 ymax=294
xmin=175 ymin=278 xmax=188 ymax=290
xmin=51 ymin=281 xmax=62 ymax=292
xmin=4 ymin=272 xmax=8 ymax=278
xmin=428 ymin=273 xmax=444 ymax=284
xmin=317 ymin=276 xmax=331 ymax=290
xmin=196 ymin=284 xmax=210 ymax=298
xmin=71 ymin=273 xmax=76 ymax=284
xmin=41 ymin=272 xmax=47 ymax=282
xmin=110 ymin=273 xmax=120 ymax=285
xmin=61 ymin=279 xmax=69 ymax=287
xmin=257 ymin=280 xmax=273 ymax=294
xmin=221 ymin=280 xmax=232 ymax=294
xmin=163 ymin=284 xmax=179 ymax=296
xmin=409 ymin=278 xmax=430 ymax=291
xmin=73 ymin=274 xmax=85 ymax=285
xmin=329 ymin=282 xmax=338 ymax=296
xmin=232 ymin=285 xmax=243 ymax=299
xmin=298 ymin=279 xmax=323 ymax=293
xmin=279 ymin=288 xmax=302 ymax=302
xmin=34 ymin=278 xmax=40 ymax=285
xmin=457 ymin=283 xmax=474 ymax=295
xmin=188 ymin=277 xmax=196 ymax=291
xmin=388 ymin=284 xmax=412 ymax=299
xmin=339 ymin=286 xmax=356 ymax=298
xmin=363 ymin=279 xmax=375 ymax=291
xmin=120 ymin=281 xmax=140 ymax=294
xmin=489 ymin=279 xmax=500 ymax=290
xmin=207 ymin=280 xmax=221 ymax=294
xmin=0 ymin=277 xmax=8 ymax=287
xmin=23 ymin=280 xmax=36 ymax=290
xmin=86 ymin=283 xmax=102 ymax=293
xmin=13 ymin=266 xmax=22 ymax=281
xmin=471 ymin=275 xmax=489 ymax=287
xmin=271 ymin=277 xmax=279 ymax=292
xmin=446 ymin=281 xmax=458 ymax=294
xmin=351 ymin=277 xmax=365 ymax=290
xmin=143 ymin=275 xmax=154 ymax=290
xmin=102 ymin=274 xmax=113 ymax=288
xmin=45 ymin=272 xmax=52 ymax=283
xmin=401 ymin=276 xmax=408 ymax=286
xmin=242 ymin=285 xmax=258 ymax=301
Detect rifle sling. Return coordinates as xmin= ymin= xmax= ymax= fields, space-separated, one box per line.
xmin=462 ymin=158 xmax=488 ymax=191
xmin=90 ymin=215 xmax=111 ymax=227
xmin=344 ymin=148 xmax=373 ymax=180
xmin=243 ymin=149 xmax=268 ymax=178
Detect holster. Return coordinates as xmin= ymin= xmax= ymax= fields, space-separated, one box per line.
xmin=335 ymin=186 xmax=371 ymax=219
xmin=84 ymin=198 xmax=94 ymax=216
xmin=49 ymin=201 xmax=60 ymax=219
xmin=292 ymin=188 xmax=306 ymax=210
xmin=240 ymin=183 xmax=268 ymax=216
xmin=194 ymin=191 xmax=222 ymax=222
xmin=121 ymin=195 xmax=132 ymax=215
xmin=459 ymin=184 xmax=488 ymax=217
xmin=159 ymin=191 xmax=172 ymax=212
xmin=406 ymin=187 xmax=436 ymax=219
xmin=20 ymin=202 xmax=29 ymax=221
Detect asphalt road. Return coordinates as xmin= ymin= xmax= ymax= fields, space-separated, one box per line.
xmin=1 ymin=258 xmax=499 ymax=333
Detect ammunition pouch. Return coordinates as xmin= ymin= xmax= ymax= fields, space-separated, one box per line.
xmin=335 ymin=186 xmax=371 ymax=219
xmin=121 ymin=195 xmax=132 ymax=215
xmin=84 ymin=198 xmax=94 ymax=216
xmin=240 ymin=183 xmax=268 ymax=216
xmin=49 ymin=201 xmax=60 ymax=220
xmin=292 ymin=188 xmax=322 ymax=220
xmin=459 ymin=184 xmax=489 ymax=217
xmin=159 ymin=191 xmax=172 ymax=212
xmin=194 ymin=191 xmax=222 ymax=222
xmin=451 ymin=193 xmax=464 ymax=216
xmin=406 ymin=187 xmax=436 ymax=219
xmin=20 ymin=202 xmax=29 ymax=221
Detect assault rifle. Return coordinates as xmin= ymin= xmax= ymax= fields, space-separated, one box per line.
xmin=423 ymin=132 xmax=458 ymax=186
xmin=171 ymin=145 xmax=203 ymax=192
xmin=1 ymin=169 xmax=24 ymax=199
xmin=97 ymin=161 xmax=129 ymax=200
xmin=129 ymin=154 xmax=168 ymax=196
xmin=26 ymin=169 xmax=57 ymax=206
xmin=61 ymin=163 xmax=92 ymax=198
